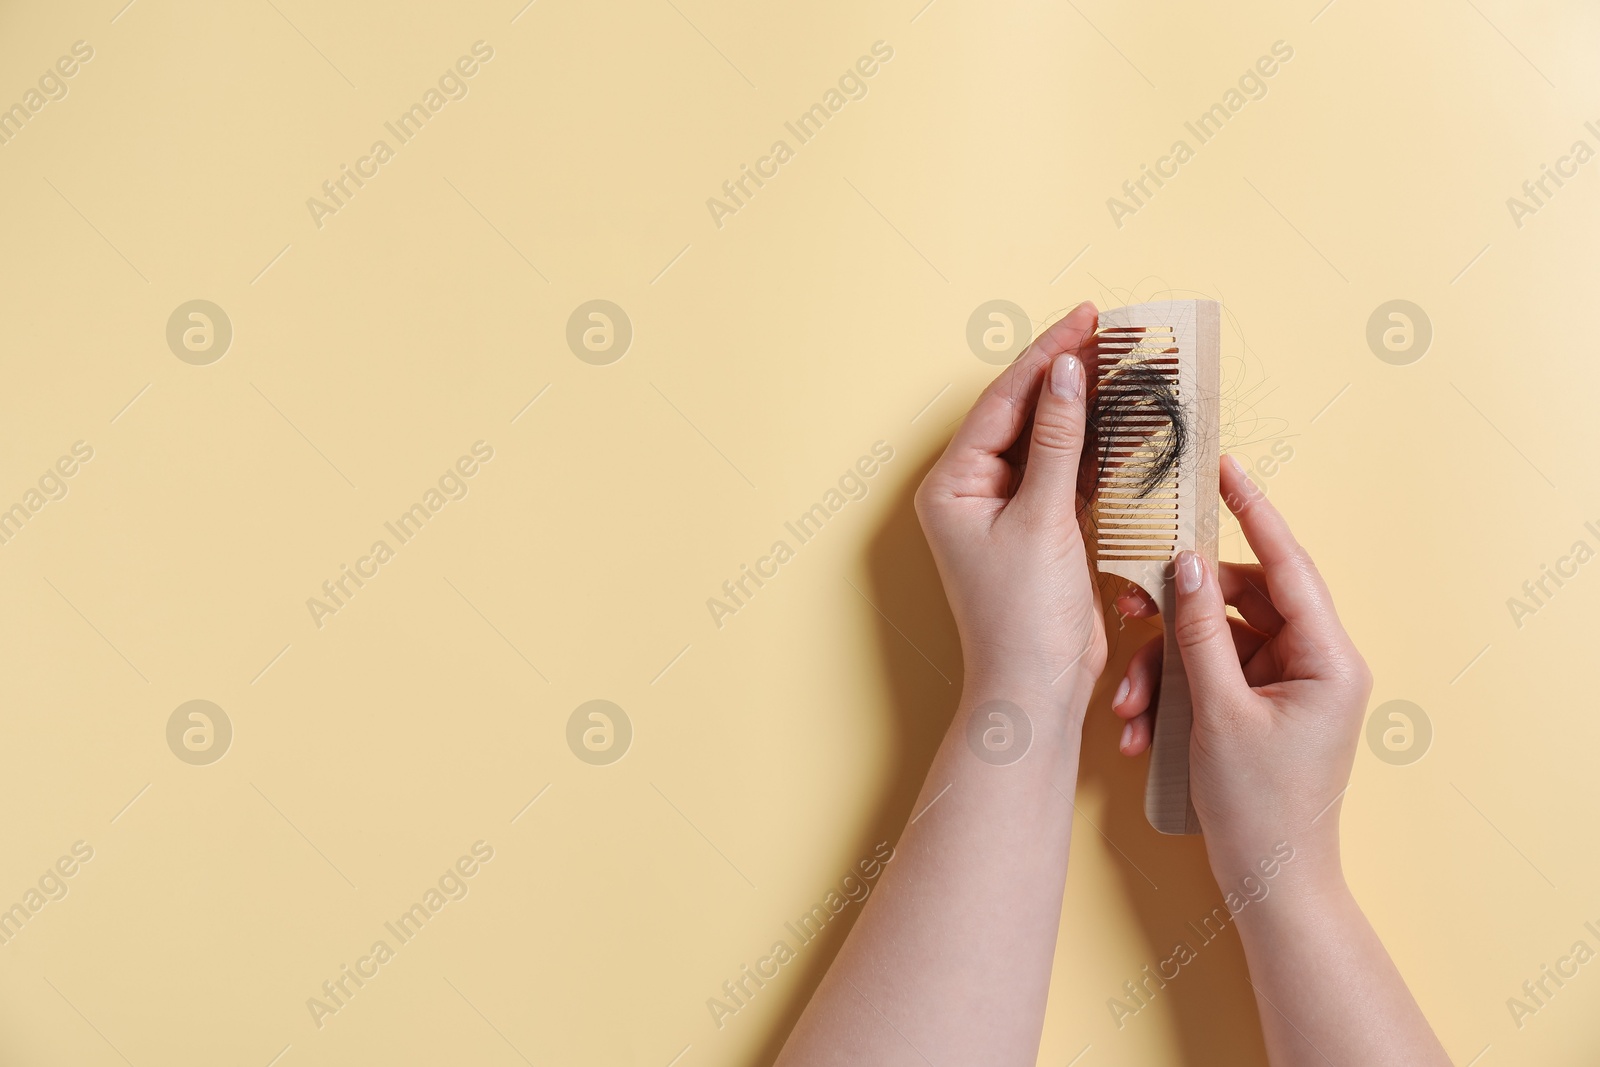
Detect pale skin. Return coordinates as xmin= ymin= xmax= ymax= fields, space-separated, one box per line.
xmin=772 ymin=303 xmax=1451 ymax=1066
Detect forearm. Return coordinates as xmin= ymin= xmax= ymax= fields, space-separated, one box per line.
xmin=774 ymin=674 xmax=1092 ymax=1067
xmin=1227 ymin=857 xmax=1449 ymax=1067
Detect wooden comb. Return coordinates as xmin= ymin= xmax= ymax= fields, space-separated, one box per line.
xmin=1089 ymin=299 xmax=1221 ymax=836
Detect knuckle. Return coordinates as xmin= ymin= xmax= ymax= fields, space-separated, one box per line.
xmin=1031 ymin=411 xmax=1084 ymax=454
xmin=1344 ymin=650 xmax=1374 ymax=695
xmin=1273 ymin=543 xmax=1324 ymax=591
xmin=912 ymin=483 xmax=942 ymax=530
xmin=1172 ymin=611 xmax=1223 ymax=650
xmin=1284 ymin=542 xmax=1324 ymax=583
xmin=1222 ymin=485 xmax=1258 ymax=514
xmin=997 ymin=376 xmax=1030 ymax=417
xmin=1318 ymin=642 xmax=1371 ymax=696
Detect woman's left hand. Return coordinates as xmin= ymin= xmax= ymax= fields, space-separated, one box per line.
xmin=914 ymin=301 xmax=1106 ymax=706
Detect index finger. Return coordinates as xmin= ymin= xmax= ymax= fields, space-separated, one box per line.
xmin=941 ymin=302 xmax=1097 ymax=464
xmin=1219 ymin=454 xmax=1344 ymax=641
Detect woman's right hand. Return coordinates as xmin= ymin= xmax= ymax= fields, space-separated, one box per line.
xmin=1108 ymin=455 xmax=1373 ymax=886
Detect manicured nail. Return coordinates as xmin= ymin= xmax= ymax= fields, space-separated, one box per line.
xmin=1119 ymin=721 xmax=1135 ymax=751
xmin=1175 ymin=550 xmax=1203 ymax=594
xmin=1052 ymin=353 xmax=1083 ymax=400
xmin=1113 ymin=677 xmax=1130 ymax=707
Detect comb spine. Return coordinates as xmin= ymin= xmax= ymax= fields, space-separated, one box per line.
xmin=1142 ymin=299 xmax=1220 ymax=837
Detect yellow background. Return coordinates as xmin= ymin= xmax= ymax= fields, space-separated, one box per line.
xmin=0 ymin=0 xmax=1596 ymax=1063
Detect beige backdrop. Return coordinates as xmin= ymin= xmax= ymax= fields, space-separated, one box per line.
xmin=0 ymin=0 xmax=1596 ymax=1064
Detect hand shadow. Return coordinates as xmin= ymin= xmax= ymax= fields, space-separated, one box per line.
xmin=750 ymin=447 xmax=1268 ymax=1067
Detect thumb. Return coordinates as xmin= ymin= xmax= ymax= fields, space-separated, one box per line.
xmin=1013 ymin=351 xmax=1088 ymax=519
xmin=1170 ymin=550 xmax=1249 ymax=710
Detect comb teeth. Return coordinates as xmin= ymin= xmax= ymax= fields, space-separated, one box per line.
xmin=1092 ymin=325 xmax=1183 ymax=561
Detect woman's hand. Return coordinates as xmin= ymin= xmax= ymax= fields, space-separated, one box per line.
xmin=1107 ymin=456 xmax=1450 ymax=1066
xmin=775 ymin=302 xmax=1111 ymax=1067
xmin=914 ymin=302 xmax=1107 ymax=707
xmin=781 ymin=357 xmax=1446 ymax=1067
xmin=1109 ymin=455 xmax=1372 ymax=882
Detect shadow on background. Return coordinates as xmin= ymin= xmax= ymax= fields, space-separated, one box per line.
xmin=751 ymin=446 xmax=1269 ymax=1067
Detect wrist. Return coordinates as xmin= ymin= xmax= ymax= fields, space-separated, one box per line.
xmin=1205 ymin=832 xmax=1346 ymax=918
xmin=961 ymin=636 xmax=1102 ymax=712
xmin=959 ymin=665 xmax=1095 ymax=728
xmin=1229 ymin=867 xmax=1355 ymax=948
xmin=949 ymin=675 xmax=1089 ymax=781
xmin=959 ymin=615 xmax=1107 ymax=700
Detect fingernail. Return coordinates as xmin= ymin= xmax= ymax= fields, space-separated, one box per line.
xmin=1051 ymin=353 xmax=1083 ymax=400
xmin=1113 ymin=677 xmax=1130 ymax=707
xmin=1119 ymin=721 xmax=1134 ymax=751
xmin=1175 ymin=550 xmax=1203 ymax=594
xmin=1226 ymin=453 xmax=1249 ymax=478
